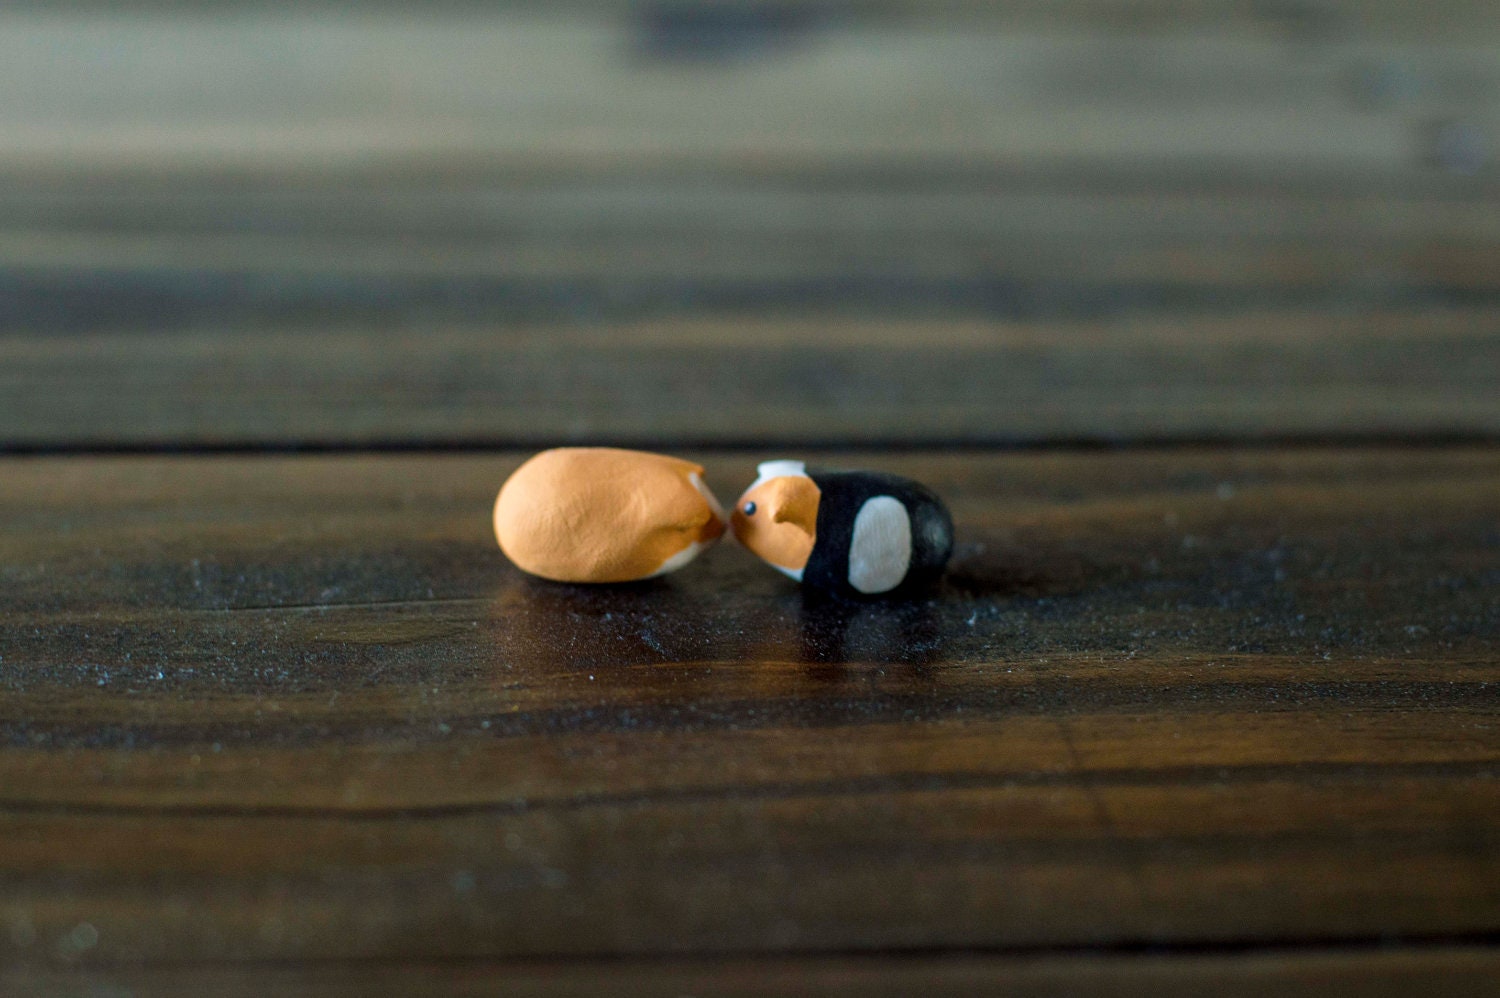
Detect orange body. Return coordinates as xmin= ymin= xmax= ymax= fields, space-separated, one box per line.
xmin=494 ymin=448 xmax=725 ymax=583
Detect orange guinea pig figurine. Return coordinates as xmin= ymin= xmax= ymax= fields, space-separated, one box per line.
xmin=493 ymin=448 xmax=726 ymax=583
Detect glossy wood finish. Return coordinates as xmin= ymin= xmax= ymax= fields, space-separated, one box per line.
xmin=2 ymin=449 xmax=1496 ymax=987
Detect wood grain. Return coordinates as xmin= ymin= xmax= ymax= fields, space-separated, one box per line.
xmin=1 ymin=8 xmax=1497 ymax=176
xmin=1 ymin=448 xmax=1496 ymax=972
xmin=5 ymin=134 xmax=1497 ymax=449
xmin=7 ymin=168 xmax=1498 ymax=447
xmin=4 ymin=7 xmax=1498 ymax=448
xmin=5 ymin=308 xmax=1498 ymax=447
xmin=5 ymin=947 xmax=1500 ymax=998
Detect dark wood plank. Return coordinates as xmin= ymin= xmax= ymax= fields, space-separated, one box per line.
xmin=5 ymin=156 xmax=1497 ymax=449
xmin=5 ymin=947 xmax=1499 ymax=998
xmin=0 ymin=448 xmax=1496 ymax=969
xmin=5 ymin=309 xmax=1498 ymax=446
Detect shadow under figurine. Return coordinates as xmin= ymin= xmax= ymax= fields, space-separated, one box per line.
xmin=731 ymin=460 xmax=954 ymax=597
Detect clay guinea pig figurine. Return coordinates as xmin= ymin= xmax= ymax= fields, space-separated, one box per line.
xmin=494 ymin=448 xmax=726 ymax=583
xmin=731 ymin=460 xmax=954 ymax=597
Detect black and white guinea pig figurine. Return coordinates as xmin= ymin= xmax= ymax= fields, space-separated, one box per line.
xmin=730 ymin=460 xmax=954 ymax=597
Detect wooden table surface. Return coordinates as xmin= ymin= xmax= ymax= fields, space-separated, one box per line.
xmin=3 ymin=450 xmax=1497 ymax=994
xmin=3 ymin=4 xmax=1499 ymax=995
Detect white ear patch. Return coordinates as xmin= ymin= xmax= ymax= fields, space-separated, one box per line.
xmin=747 ymin=460 xmax=807 ymax=491
xmin=847 ymin=496 xmax=911 ymax=594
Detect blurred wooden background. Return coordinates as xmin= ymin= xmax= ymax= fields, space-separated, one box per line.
xmin=1 ymin=0 xmax=1496 ymax=447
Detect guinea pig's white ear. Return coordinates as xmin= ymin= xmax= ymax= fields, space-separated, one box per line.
xmin=750 ymin=459 xmax=807 ymax=490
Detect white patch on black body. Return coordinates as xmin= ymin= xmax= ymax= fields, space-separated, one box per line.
xmin=846 ymin=496 xmax=911 ymax=594
xmin=801 ymin=468 xmax=954 ymax=597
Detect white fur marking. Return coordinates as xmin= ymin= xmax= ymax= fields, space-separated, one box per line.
xmin=649 ymin=537 xmax=707 ymax=578
xmin=746 ymin=460 xmax=807 ymax=493
xmin=770 ymin=562 xmax=805 ymax=582
xmin=649 ymin=471 xmax=725 ymax=574
xmin=847 ymin=496 xmax=910 ymax=594
xmin=689 ymin=471 xmax=727 ymax=522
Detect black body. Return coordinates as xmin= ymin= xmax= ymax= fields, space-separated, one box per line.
xmin=802 ymin=469 xmax=954 ymax=597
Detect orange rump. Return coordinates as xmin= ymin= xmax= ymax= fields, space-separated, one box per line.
xmin=493 ymin=448 xmax=726 ymax=583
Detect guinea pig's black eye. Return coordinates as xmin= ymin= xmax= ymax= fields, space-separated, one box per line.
xmin=742 ymin=502 xmax=757 ymax=516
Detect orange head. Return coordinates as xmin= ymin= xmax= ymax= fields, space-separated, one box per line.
xmin=731 ymin=460 xmax=821 ymax=578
